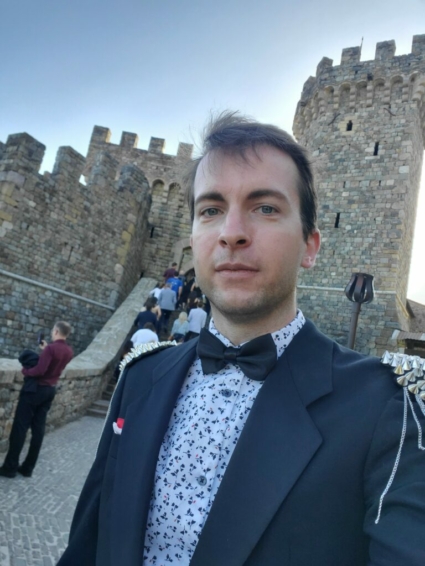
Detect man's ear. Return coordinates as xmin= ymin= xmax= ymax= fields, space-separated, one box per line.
xmin=301 ymin=229 xmax=321 ymax=269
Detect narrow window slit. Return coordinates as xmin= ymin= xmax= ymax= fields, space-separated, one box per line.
xmin=334 ymin=213 xmax=341 ymax=228
xmin=346 ymin=120 xmax=353 ymax=131
xmin=150 ymin=227 xmax=155 ymax=238
xmin=374 ymin=142 xmax=380 ymax=156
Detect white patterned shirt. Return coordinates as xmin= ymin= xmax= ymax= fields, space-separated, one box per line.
xmin=143 ymin=310 xmax=306 ymax=565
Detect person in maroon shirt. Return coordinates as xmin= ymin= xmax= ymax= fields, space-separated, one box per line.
xmin=162 ymin=262 xmax=178 ymax=282
xmin=0 ymin=321 xmax=73 ymax=478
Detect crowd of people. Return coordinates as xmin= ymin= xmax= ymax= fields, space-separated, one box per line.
xmin=127 ymin=264 xmax=209 ymax=354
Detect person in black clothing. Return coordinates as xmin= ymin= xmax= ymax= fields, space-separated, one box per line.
xmin=133 ymin=298 xmax=159 ymax=331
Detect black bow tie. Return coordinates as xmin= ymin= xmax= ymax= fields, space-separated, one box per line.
xmin=197 ymin=328 xmax=277 ymax=381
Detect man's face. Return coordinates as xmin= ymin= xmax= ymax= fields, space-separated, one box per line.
xmin=190 ymin=146 xmax=320 ymax=328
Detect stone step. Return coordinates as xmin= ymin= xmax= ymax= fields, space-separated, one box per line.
xmin=86 ymin=407 xmax=108 ymax=419
xmin=92 ymin=399 xmax=110 ymax=409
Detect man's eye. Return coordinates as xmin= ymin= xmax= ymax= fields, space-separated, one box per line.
xmin=202 ymin=208 xmax=220 ymax=217
xmin=259 ymin=205 xmax=275 ymax=214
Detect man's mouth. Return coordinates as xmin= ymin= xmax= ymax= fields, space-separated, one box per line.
xmin=215 ymin=263 xmax=258 ymax=274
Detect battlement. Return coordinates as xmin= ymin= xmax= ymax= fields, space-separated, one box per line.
xmin=0 ymin=133 xmax=45 ymax=175
xmin=314 ymin=34 xmax=425 ymax=78
xmin=87 ymin=125 xmax=194 ymax=160
xmin=295 ymin=34 xmax=425 ymax=142
xmin=52 ymin=146 xmax=86 ymax=185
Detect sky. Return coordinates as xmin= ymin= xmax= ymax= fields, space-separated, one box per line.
xmin=1 ymin=0 xmax=425 ymax=302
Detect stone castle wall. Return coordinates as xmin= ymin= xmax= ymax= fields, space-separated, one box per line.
xmin=84 ymin=127 xmax=194 ymax=280
xmin=0 ymin=134 xmax=152 ymax=357
xmin=294 ymin=35 xmax=425 ymax=354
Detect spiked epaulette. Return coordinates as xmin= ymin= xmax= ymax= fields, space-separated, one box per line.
xmin=374 ymin=351 xmax=425 ymax=523
xmin=118 ymin=340 xmax=178 ymax=374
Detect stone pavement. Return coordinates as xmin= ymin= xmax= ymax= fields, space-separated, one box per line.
xmin=0 ymin=416 xmax=104 ymax=566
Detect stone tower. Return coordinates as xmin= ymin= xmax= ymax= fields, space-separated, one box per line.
xmin=293 ymin=35 xmax=425 ymax=355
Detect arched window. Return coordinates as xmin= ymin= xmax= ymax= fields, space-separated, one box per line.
xmin=339 ymin=85 xmax=350 ymax=110
xmin=167 ymin=182 xmax=180 ymax=203
xmin=391 ymin=77 xmax=403 ymax=103
xmin=356 ymin=82 xmax=367 ymax=108
xmin=373 ymin=80 xmax=385 ymax=104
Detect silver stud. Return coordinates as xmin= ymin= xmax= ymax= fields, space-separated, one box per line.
xmin=396 ymin=375 xmax=410 ymax=387
xmin=393 ymin=364 xmax=405 ymax=375
xmin=382 ymin=351 xmax=392 ymax=365
xmin=408 ymin=383 xmax=422 ymax=395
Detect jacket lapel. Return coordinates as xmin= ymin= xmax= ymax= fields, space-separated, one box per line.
xmin=110 ymin=340 xmax=198 ymax=566
xmin=191 ymin=320 xmax=334 ymax=566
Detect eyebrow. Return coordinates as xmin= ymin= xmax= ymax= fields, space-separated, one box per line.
xmin=194 ymin=188 xmax=289 ymax=208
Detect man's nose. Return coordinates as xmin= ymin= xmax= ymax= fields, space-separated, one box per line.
xmin=218 ymin=210 xmax=251 ymax=248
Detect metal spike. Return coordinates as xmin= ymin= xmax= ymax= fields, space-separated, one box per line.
xmin=416 ymin=380 xmax=425 ymax=390
xmin=412 ymin=358 xmax=421 ymax=369
xmin=414 ymin=367 xmax=424 ymax=378
xmin=408 ymin=383 xmax=422 ymax=395
xmin=403 ymin=371 xmax=417 ymax=383
xmin=402 ymin=359 xmax=412 ymax=371
xmin=393 ymin=364 xmax=404 ymax=375
xmin=391 ymin=355 xmax=400 ymax=368
xmin=381 ymin=351 xmax=392 ymax=365
xmin=396 ymin=375 xmax=410 ymax=387
xmin=420 ymin=391 xmax=425 ymax=401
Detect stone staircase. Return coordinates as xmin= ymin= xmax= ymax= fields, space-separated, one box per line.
xmin=87 ymin=378 xmax=116 ymax=418
xmin=85 ymin=310 xmax=182 ymax=419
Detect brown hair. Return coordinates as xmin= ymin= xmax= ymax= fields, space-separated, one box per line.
xmin=54 ymin=321 xmax=72 ymax=338
xmin=184 ymin=111 xmax=317 ymax=241
xmin=143 ymin=322 xmax=157 ymax=332
xmin=144 ymin=297 xmax=157 ymax=310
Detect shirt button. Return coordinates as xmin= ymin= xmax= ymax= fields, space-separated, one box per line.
xmin=221 ymin=389 xmax=232 ymax=398
xmin=197 ymin=475 xmax=207 ymax=486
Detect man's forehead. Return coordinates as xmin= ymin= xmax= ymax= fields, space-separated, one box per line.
xmin=194 ymin=146 xmax=299 ymax=193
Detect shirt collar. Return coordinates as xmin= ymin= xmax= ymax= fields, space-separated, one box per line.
xmin=208 ymin=310 xmax=306 ymax=359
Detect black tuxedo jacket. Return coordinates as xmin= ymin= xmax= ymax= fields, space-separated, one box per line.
xmin=58 ymin=320 xmax=425 ymax=565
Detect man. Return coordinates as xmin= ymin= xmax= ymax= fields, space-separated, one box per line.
xmin=163 ymin=262 xmax=178 ymax=282
xmin=166 ymin=273 xmax=183 ymax=302
xmin=58 ymin=113 xmax=425 ymax=565
xmin=0 ymin=321 xmax=73 ymax=478
xmin=157 ymin=282 xmax=176 ymax=334
xmin=186 ymin=299 xmax=207 ymax=341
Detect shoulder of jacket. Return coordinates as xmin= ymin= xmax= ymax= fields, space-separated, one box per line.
xmin=381 ymin=350 xmax=425 ymax=399
xmin=118 ymin=340 xmax=178 ymax=374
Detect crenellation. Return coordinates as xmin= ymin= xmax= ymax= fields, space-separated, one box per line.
xmin=316 ymin=57 xmax=333 ymax=77
xmin=341 ymin=46 xmax=361 ymax=65
xmin=148 ymin=136 xmax=165 ymax=154
xmin=52 ymin=146 xmax=86 ymax=185
xmin=90 ymin=125 xmax=111 ymax=145
xmin=120 ymin=131 xmax=139 ymax=149
xmin=375 ymin=40 xmax=396 ymax=61
xmin=177 ymin=142 xmax=194 ymax=160
xmin=412 ymin=34 xmax=425 ymax=56
xmin=0 ymin=133 xmax=45 ymax=175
